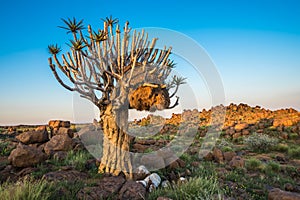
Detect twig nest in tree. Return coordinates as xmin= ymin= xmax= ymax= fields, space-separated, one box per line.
xmin=128 ymin=83 xmax=170 ymax=112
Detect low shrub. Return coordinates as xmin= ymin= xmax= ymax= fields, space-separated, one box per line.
xmin=244 ymin=133 xmax=278 ymax=152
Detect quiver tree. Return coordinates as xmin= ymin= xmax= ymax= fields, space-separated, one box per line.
xmin=48 ymin=16 xmax=186 ymax=179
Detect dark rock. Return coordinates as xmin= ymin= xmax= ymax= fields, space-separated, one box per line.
xmin=53 ymin=151 xmax=68 ymax=161
xmin=55 ymin=127 xmax=74 ymax=138
xmin=133 ymin=143 xmax=149 ymax=152
xmin=213 ymin=148 xmax=224 ymax=163
xmin=16 ymin=130 xmax=49 ymax=144
xmin=157 ymin=197 xmax=173 ymax=200
xmin=229 ymin=156 xmax=245 ymax=168
xmin=77 ymin=176 xmax=125 ymax=200
xmin=191 ymin=161 xmax=200 ymax=167
xmin=48 ymin=120 xmax=70 ymax=128
xmin=285 ymin=183 xmax=295 ymax=192
xmin=128 ymin=85 xmax=170 ymax=111
xmin=44 ymin=135 xmax=73 ymax=156
xmin=134 ymin=165 xmax=150 ymax=180
xmin=119 ymin=180 xmax=146 ymax=200
xmin=8 ymin=143 xmax=47 ymax=167
xmin=224 ymin=151 xmax=237 ymax=162
xmin=43 ymin=169 xmax=88 ymax=182
xmin=268 ymin=188 xmax=300 ymax=200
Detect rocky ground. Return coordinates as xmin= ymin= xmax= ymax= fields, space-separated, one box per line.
xmin=0 ymin=103 xmax=300 ymax=200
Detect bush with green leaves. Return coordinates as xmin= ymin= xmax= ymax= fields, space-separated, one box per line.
xmin=243 ymin=133 xmax=278 ymax=152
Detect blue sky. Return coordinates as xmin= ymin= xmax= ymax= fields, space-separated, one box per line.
xmin=0 ymin=0 xmax=300 ymax=125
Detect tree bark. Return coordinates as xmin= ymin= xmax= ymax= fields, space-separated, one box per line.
xmin=98 ymin=103 xmax=133 ymax=179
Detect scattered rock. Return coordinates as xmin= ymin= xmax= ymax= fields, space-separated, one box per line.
xmin=213 ymin=148 xmax=224 ymax=163
xmin=234 ymin=123 xmax=249 ymax=131
xmin=8 ymin=143 xmax=47 ymax=167
xmin=133 ymin=143 xmax=149 ymax=152
xmin=119 ymin=180 xmax=146 ymax=200
xmin=268 ymin=188 xmax=300 ymax=200
xmin=224 ymin=151 xmax=237 ymax=162
xmin=128 ymin=84 xmax=170 ymax=111
xmin=53 ymin=151 xmax=68 ymax=161
xmin=229 ymin=156 xmax=245 ymax=168
xmin=16 ymin=130 xmax=49 ymax=144
xmin=285 ymin=183 xmax=295 ymax=192
xmin=134 ymin=165 xmax=150 ymax=180
xmin=48 ymin=120 xmax=71 ymax=128
xmin=55 ymin=127 xmax=74 ymax=138
xmin=157 ymin=197 xmax=173 ymax=200
xmin=191 ymin=161 xmax=200 ymax=167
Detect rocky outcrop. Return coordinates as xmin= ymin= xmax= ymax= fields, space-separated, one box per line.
xmin=8 ymin=143 xmax=47 ymax=167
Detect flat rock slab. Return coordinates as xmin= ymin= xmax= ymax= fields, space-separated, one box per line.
xmin=43 ymin=169 xmax=89 ymax=182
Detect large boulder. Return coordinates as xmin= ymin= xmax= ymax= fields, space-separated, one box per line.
xmin=44 ymin=135 xmax=73 ymax=156
xmin=268 ymin=188 xmax=300 ymax=200
xmin=16 ymin=130 xmax=49 ymax=144
xmin=118 ymin=180 xmax=146 ymax=200
xmin=8 ymin=143 xmax=47 ymax=167
xmin=129 ymin=84 xmax=170 ymax=111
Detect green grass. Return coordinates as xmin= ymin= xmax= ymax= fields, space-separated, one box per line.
xmin=287 ymin=146 xmax=300 ymax=159
xmin=264 ymin=161 xmax=280 ymax=173
xmin=0 ymin=141 xmax=14 ymax=156
xmin=245 ymin=158 xmax=262 ymax=171
xmin=48 ymin=150 xmax=93 ymax=171
xmin=147 ymin=176 xmax=223 ymax=200
xmin=47 ymin=180 xmax=85 ymax=200
xmin=0 ymin=177 xmax=52 ymax=200
xmin=273 ymin=143 xmax=289 ymax=152
xmin=0 ymin=176 xmax=86 ymax=200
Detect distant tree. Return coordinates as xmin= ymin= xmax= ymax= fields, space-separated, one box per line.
xmin=48 ymin=17 xmax=185 ymax=179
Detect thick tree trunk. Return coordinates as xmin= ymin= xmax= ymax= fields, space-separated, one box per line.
xmin=98 ymin=103 xmax=133 ymax=179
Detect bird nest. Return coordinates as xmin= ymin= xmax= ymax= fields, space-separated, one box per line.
xmin=128 ymin=83 xmax=170 ymax=112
